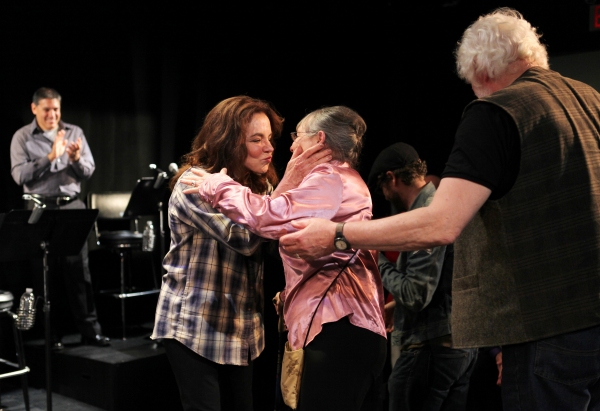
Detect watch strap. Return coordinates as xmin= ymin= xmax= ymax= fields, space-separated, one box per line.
xmin=336 ymin=222 xmax=345 ymax=238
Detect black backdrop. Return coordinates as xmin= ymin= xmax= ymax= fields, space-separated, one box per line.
xmin=2 ymin=0 xmax=598 ymax=216
xmin=0 ymin=1 xmax=599 ymax=409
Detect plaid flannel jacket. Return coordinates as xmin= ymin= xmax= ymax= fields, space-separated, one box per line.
xmin=152 ymin=168 xmax=266 ymax=365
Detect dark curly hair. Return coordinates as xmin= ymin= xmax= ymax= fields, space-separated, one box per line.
xmin=377 ymin=159 xmax=428 ymax=187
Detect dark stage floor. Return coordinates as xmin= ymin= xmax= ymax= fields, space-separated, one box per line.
xmin=0 ymin=384 xmax=106 ymax=411
xmin=0 ymin=330 xmax=183 ymax=411
xmin=0 ymin=333 xmax=503 ymax=411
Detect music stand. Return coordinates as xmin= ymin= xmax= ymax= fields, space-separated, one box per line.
xmin=0 ymin=209 xmax=98 ymax=411
xmin=124 ymin=177 xmax=164 ymax=218
xmin=92 ymin=177 xmax=165 ymax=340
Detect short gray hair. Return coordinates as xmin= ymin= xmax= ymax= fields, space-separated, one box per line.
xmin=298 ymin=106 xmax=366 ymax=168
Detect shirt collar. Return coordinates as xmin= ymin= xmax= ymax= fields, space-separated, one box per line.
xmin=410 ymin=182 xmax=436 ymax=210
xmin=31 ymin=118 xmax=69 ymax=134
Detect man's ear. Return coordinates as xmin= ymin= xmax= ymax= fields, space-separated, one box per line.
xmin=385 ymin=171 xmax=396 ymax=183
xmin=31 ymin=103 xmax=37 ymax=115
xmin=474 ymin=72 xmax=490 ymax=84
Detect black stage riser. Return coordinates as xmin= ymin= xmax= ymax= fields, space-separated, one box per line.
xmin=24 ymin=336 xmax=182 ymax=411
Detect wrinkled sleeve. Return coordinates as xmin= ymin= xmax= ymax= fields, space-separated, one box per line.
xmin=10 ymin=130 xmax=51 ymax=186
xmin=172 ymin=178 xmax=263 ymax=256
xmin=198 ymin=165 xmax=343 ymax=239
xmin=379 ymin=245 xmax=446 ymax=313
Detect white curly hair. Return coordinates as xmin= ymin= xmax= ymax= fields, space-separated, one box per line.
xmin=455 ymin=7 xmax=549 ymax=85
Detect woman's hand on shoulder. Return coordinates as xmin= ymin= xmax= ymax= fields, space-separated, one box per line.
xmin=181 ymin=168 xmax=228 ymax=194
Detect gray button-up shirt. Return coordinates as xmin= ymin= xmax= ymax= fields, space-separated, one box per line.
xmin=10 ymin=119 xmax=95 ymax=196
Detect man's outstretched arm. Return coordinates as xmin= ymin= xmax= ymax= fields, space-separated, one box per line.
xmin=280 ymin=177 xmax=491 ymax=259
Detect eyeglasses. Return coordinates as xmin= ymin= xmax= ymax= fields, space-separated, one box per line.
xmin=290 ymin=131 xmax=317 ymax=141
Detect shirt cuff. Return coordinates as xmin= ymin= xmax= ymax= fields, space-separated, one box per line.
xmin=198 ymin=173 xmax=234 ymax=202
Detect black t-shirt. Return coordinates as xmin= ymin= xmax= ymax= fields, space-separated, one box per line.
xmin=442 ymin=102 xmax=521 ymax=200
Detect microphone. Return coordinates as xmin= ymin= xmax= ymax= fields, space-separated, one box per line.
xmin=150 ymin=163 xmax=179 ymax=175
xmin=149 ymin=164 xmax=168 ymax=189
xmin=22 ymin=195 xmax=46 ymax=224
xmin=149 ymin=163 xmax=164 ymax=173
xmin=150 ymin=163 xmax=179 ymax=189
xmin=153 ymin=174 xmax=165 ymax=189
xmin=16 ymin=288 xmax=36 ymax=331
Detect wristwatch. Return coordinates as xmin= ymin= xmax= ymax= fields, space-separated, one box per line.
xmin=334 ymin=222 xmax=351 ymax=251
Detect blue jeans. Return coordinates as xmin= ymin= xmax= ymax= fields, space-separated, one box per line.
xmin=502 ymin=325 xmax=600 ymax=411
xmin=388 ymin=344 xmax=478 ymax=411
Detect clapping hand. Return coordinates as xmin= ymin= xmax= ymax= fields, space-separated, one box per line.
xmin=66 ymin=137 xmax=83 ymax=162
xmin=48 ymin=130 xmax=67 ymax=161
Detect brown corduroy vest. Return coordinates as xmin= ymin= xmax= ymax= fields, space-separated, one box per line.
xmin=452 ymin=67 xmax=600 ymax=348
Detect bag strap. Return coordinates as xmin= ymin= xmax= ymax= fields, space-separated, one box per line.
xmin=302 ymin=249 xmax=359 ymax=348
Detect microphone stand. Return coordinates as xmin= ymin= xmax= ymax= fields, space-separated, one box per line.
xmin=149 ymin=164 xmax=173 ymax=276
xmin=41 ymin=240 xmax=53 ymax=411
xmin=158 ymin=201 xmax=166 ymax=274
xmin=23 ymin=194 xmax=54 ymax=410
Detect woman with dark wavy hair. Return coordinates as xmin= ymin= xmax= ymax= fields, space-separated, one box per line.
xmin=151 ymin=95 xmax=330 ymax=411
xmin=186 ymin=105 xmax=387 ymax=411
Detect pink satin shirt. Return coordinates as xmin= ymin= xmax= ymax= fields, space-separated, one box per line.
xmin=197 ymin=161 xmax=387 ymax=350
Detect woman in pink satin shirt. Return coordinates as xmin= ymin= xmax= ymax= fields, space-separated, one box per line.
xmin=184 ymin=106 xmax=387 ymax=411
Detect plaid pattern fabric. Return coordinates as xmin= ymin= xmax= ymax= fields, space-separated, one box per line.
xmin=152 ymin=169 xmax=266 ymax=365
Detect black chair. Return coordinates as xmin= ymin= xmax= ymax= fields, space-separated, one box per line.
xmin=0 ymin=290 xmax=30 ymax=411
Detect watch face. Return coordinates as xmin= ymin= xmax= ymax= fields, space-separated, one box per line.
xmin=335 ymin=238 xmax=348 ymax=250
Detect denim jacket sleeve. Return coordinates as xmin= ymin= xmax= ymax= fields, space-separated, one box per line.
xmin=379 ymin=243 xmax=447 ymax=313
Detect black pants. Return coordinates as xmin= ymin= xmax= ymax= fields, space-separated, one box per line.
xmin=163 ymin=338 xmax=254 ymax=411
xmin=298 ymin=316 xmax=387 ymax=411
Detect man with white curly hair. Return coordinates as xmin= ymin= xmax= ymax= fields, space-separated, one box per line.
xmin=281 ymin=8 xmax=600 ymax=410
